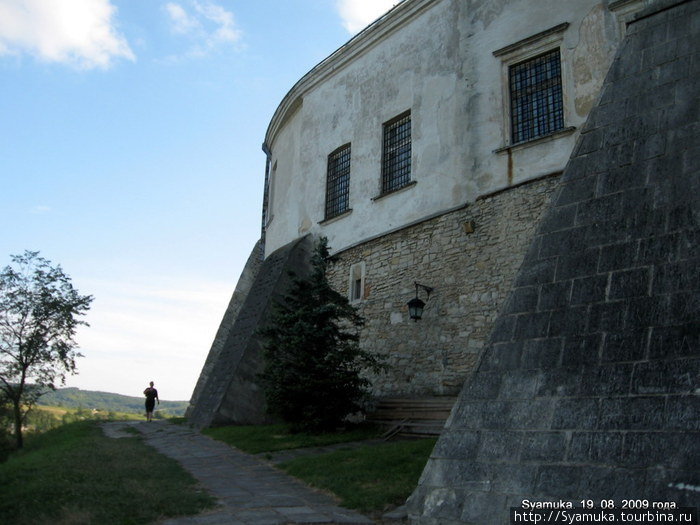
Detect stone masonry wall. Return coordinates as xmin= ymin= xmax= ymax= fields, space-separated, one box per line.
xmin=327 ymin=174 xmax=560 ymax=397
xmin=408 ymin=1 xmax=700 ymax=522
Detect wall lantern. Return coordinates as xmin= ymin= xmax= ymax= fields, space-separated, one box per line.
xmin=407 ymin=282 xmax=434 ymax=321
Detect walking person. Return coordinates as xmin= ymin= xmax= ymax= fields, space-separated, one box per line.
xmin=143 ymin=381 xmax=159 ymax=421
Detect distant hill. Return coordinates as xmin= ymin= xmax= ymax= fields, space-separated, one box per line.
xmin=38 ymin=388 xmax=190 ymax=416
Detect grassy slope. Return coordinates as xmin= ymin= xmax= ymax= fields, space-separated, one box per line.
xmin=0 ymin=421 xmax=215 ymax=524
xmin=280 ymin=438 xmax=437 ymax=512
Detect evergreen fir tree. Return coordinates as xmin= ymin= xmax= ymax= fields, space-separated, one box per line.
xmin=259 ymin=237 xmax=382 ymax=432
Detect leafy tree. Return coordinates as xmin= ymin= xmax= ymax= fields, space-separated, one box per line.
xmin=0 ymin=251 xmax=92 ymax=448
xmin=259 ymin=237 xmax=383 ymax=432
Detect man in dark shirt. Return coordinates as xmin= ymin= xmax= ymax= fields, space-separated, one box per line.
xmin=143 ymin=381 xmax=159 ymax=422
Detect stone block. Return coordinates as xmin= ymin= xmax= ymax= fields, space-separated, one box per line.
xmin=534 ymin=466 xmax=581 ymax=499
xmin=514 ymin=311 xmax=551 ymax=340
xmin=554 ymin=249 xmax=600 ymax=281
xmin=609 ymin=267 xmax=651 ymax=299
xmin=596 ymin=167 xmax=640 ymax=196
xmin=499 ymin=369 xmax=540 ymax=399
xmin=521 ymin=338 xmax=563 ymax=369
xmin=579 ymin=363 xmax=634 ymax=396
xmin=556 ymin=177 xmax=596 ymax=206
xmin=536 ymin=367 xmax=582 ymax=397
xmin=577 ymin=193 xmax=626 ymax=226
xmin=459 ymin=491 xmax=507 ymax=525
xmin=481 ymin=341 xmax=522 ymax=371
xmin=431 ymin=431 xmax=481 ymax=460
xmin=568 ymin=432 xmax=624 ymax=464
xmin=578 ymin=467 xmax=645 ymax=501
xmin=654 ymin=260 xmax=700 ymax=294
xmin=552 ymin=398 xmax=599 ymax=430
xmin=598 ymin=397 xmax=665 ymax=430
xmin=477 ymin=431 xmax=522 ymax=461
xmin=598 ymin=242 xmax=639 ymax=272
xmin=504 ymin=286 xmax=539 ymax=314
xmin=512 ymin=399 xmax=555 ymax=429
xmin=562 ymin=334 xmax=603 ymax=366
xmin=648 ymin=323 xmax=700 ymax=359
xmin=668 ymin=291 xmax=700 ymax=324
xmin=584 ymin=217 xmax=630 ymax=246
xmin=491 ymin=315 xmax=516 ymax=343
xmin=571 ymin=274 xmax=608 ymax=305
xmin=521 ymin=431 xmax=567 ymax=461
xmin=538 ymin=281 xmax=572 ymax=311
xmin=539 ymin=227 xmax=587 ymax=258
xmin=489 ymin=463 xmax=538 ymax=494
xmin=538 ymin=204 xmax=577 ymax=234
xmin=632 ymin=358 xmax=699 ymax=394
xmin=625 ymin=295 xmax=670 ymax=329
xmin=665 ymin=395 xmax=700 ymax=430
xmin=514 ymin=257 xmax=556 ymax=287
xmin=622 ymin=432 xmax=699 ymax=469
xmin=549 ymin=306 xmax=589 ymax=338
xmin=601 ymin=330 xmax=648 ymax=362
xmin=637 ymin=233 xmax=679 ymax=265
xmin=461 ymin=370 xmax=502 ymax=399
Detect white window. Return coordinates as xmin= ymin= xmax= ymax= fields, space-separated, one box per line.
xmin=348 ymin=262 xmax=366 ymax=303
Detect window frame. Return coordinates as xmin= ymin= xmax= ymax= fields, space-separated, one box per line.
xmin=324 ymin=143 xmax=352 ymax=221
xmin=494 ymin=23 xmax=571 ymax=149
xmin=380 ymin=110 xmax=412 ymax=196
xmin=508 ymin=48 xmax=565 ymax=145
xmin=348 ymin=262 xmax=366 ymax=304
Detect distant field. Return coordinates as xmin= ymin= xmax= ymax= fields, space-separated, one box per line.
xmin=38 ymin=387 xmax=189 ymax=416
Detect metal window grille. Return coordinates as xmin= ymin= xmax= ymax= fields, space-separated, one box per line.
xmin=509 ymin=49 xmax=564 ymax=144
xmin=325 ymin=144 xmax=351 ymax=220
xmin=382 ymin=111 xmax=411 ymax=194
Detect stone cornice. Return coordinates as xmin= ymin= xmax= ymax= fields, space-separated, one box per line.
xmin=263 ymin=0 xmax=439 ymax=153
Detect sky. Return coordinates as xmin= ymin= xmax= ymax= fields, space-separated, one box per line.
xmin=0 ymin=0 xmax=401 ymax=401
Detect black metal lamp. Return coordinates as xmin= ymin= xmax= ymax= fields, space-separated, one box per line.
xmin=407 ymin=282 xmax=434 ymax=321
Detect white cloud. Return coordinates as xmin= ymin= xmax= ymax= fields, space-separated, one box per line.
xmin=0 ymin=0 xmax=134 ymax=69
xmin=165 ymin=1 xmax=241 ymax=57
xmin=30 ymin=205 xmax=51 ymax=214
xmin=336 ymin=0 xmax=403 ymax=34
xmin=165 ymin=3 xmax=200 ymax=35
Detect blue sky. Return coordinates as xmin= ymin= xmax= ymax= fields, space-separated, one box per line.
xmin=0 ymin=0 xmax=399 ymax=400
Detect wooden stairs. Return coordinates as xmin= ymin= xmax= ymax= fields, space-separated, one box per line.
xmin=366 ymin=396 xmax=458 ymax=438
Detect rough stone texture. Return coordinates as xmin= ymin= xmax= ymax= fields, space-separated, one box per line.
xmin=327 ymin=175 xmax=560 ymax=397
xmin=408 ymin=1 xmax=700 ymax=522
xmin=187 ymin=235 xmax=314 ymax=429
xmin=185 ymin=240 xmax=264 ymax=419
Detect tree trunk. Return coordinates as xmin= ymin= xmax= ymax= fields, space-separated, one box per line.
xmin=13 ymin=400 xmax=23 ymax=449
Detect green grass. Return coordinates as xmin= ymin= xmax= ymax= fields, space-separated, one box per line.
xmin=203 ymin=422 xmax=382 ymax=454
xmin=0 ymin=421 xmax=215 ymax=524
xmin=280 ymin=438 xmax=437 ymax=512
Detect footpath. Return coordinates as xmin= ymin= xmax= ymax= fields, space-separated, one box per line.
xmin=102 ymin=420 xmax=400 ymax=525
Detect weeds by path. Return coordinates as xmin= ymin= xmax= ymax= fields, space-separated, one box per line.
xmin=280 ymin=438 xmax=436 ymax=513
xmin=0 ymin=420 xmax=215 ymax=524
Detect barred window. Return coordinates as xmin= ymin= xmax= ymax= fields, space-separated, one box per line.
xmin=509 ymin=49 xmax=564 ymax=144
xmin=325 ymin=144 xmax=351 ymax=220
xmin=381 ymin=111 xmax=411 ymax=194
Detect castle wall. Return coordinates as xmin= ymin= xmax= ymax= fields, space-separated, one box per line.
xmin=327 ymin=174 xmax=560 ymax=397
xmin=263 ymin=0 xmax=633 ymax=259
xmin=408 ymin=1 xmax=700 ymax=521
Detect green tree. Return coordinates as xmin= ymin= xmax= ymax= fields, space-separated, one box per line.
xmin=259 ymin=237 xmax=383 ymax=432
xmin=0 ymin=251 xmax=93 ymax=448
